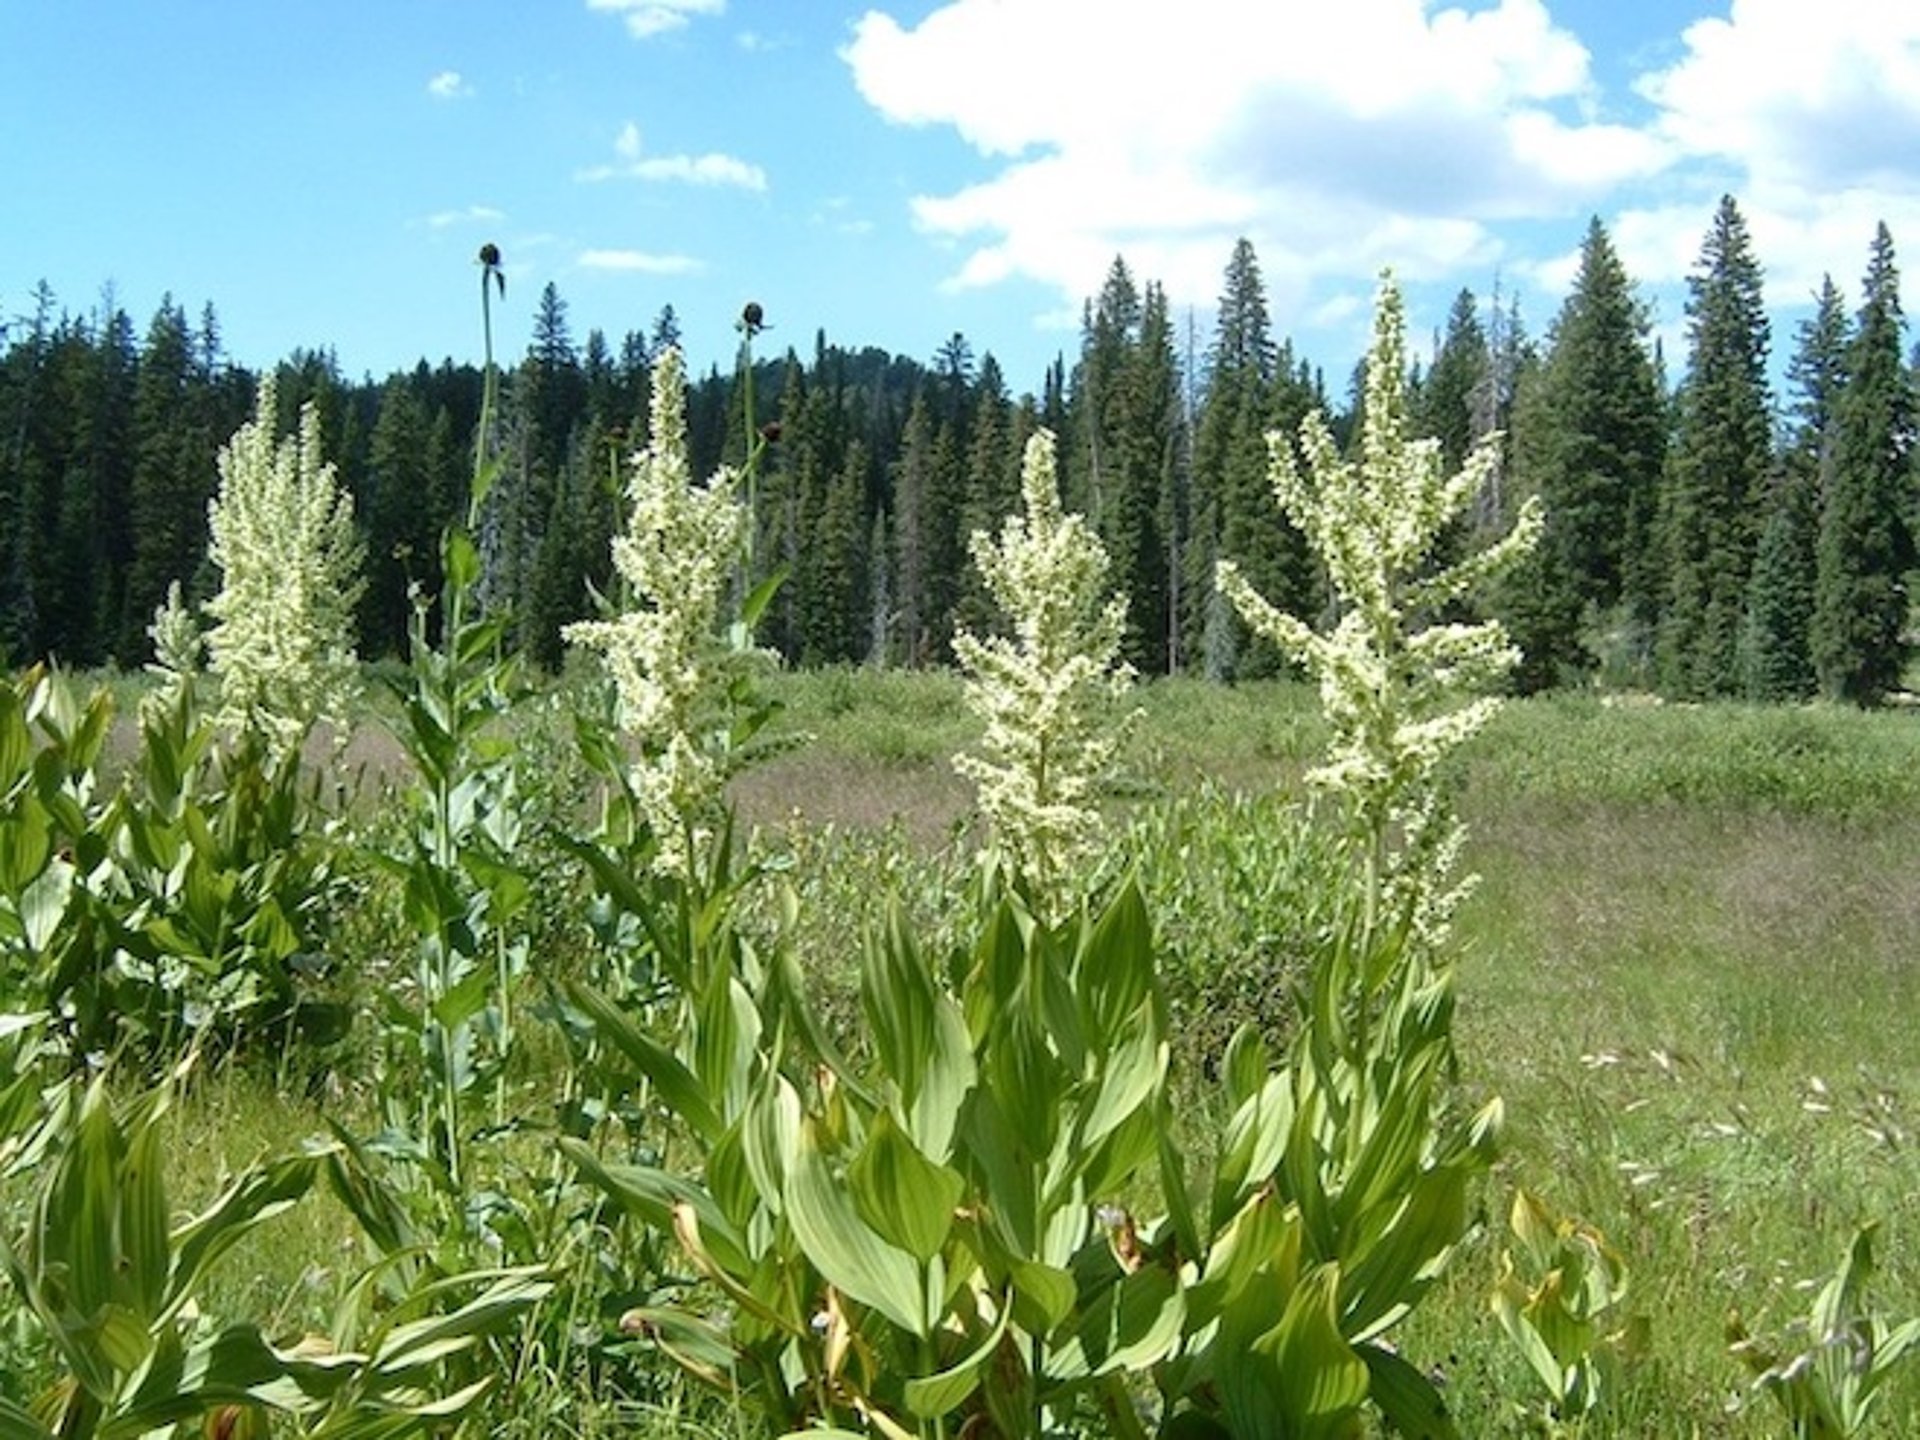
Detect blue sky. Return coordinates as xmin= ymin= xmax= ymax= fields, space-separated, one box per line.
xmin=5 ymin=1 xmax=1919 ymax=398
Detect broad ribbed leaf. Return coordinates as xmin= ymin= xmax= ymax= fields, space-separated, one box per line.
xmin=169 ymin=1151 xmax=324 ymax=1322
xmin=367 ymin=1267 xmax=554 ymax=1377
xmin=1042 ymin=1264 xmax=1183 ymax=1380
xmin=741 ymin=1072 xmax=801 ymax=1216
xmin=1360 ymin=1341 xmax=1460 ymax=1440
xmin=119 ymin=1107 xmax=170 ymax=1319
xmin=1223 ymin=1023 xmax=1268 ymax=1109
xmin=784 ymin=1120 xmax=926 ymax=1336
xmin=902 ymin=1296 xmax=1012 ymax=1420
xmin=1078 ymin=879 xmax=1154 ymax=1041
xmin=1266 ymin=1264 xmax=1370 ymax=1438
xmin=908 ymin=994 xmax=975 ymax=1162
xmin=563 ymin=1142 xmax=751 ymax=1275
xmin=567 ymin=981 xmax=720 ymax=1141
xmin=0 ymin=795 xmax=50 ymax=897
xmin=1186 ymin=1190 xmax=1302 ymax=1333
xmin=1079 ymin=1001 xmax=1164 ymax=1155
xmin=849 ymin=1110 xmax=962 ymax=1264
xmin=1210 ymin=1073 xmax=1294 ymax=1227
xmin=0 ymin=1391 xmax=54 ymax=1440
xmin=1341 ymin=1163 xmax=1469 ymax=1340
xmin=1009 ymin=1258 xmax=1077 ymax=1333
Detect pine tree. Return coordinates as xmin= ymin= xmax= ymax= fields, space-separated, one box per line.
xmin=1192 ymin=238 xmax=1310 ymax=678
xmin=1741 ymin=278 xmax=1849 ymax=699
xmin=124 ymin=296 xmax=215 ymax=660
xmin=1502 ymin=219 xmax=1666 ymax=690
xmin=1813 ymin=224 xmax=1916 ymax=703
xmin=1740 ymin=470 xmax=1819 ymax=700
xmin=361 ymin=377 xmax=435 ymax=655
xmin=891 ymin=391 xmax=935 ymax=667
xmin=1657 ymin=196 xmax=1774 ymax=698
xmin=1419 ymin=289 xmax=1488 ymax=472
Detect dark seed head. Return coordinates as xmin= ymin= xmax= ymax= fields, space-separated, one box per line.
xmin=741 ymin=300 xmax=764 ymax=330
xmin=758 ymin=420 xmax=783 ymax=444
xmin=478 ymin=243 xmax=501 ymax=268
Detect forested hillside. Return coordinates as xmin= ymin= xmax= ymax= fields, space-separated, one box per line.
xmin=3 ymin=196 xmax=1915 ymax=701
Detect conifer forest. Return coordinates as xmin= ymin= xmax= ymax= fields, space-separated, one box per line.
xmin=4 ymin=198 xmax=1914 ymax=704
xmin=2 ymin=194 xmax=1919 ymax=1440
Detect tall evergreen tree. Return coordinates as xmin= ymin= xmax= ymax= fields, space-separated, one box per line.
xmin=1742 ymin=277 xmax=1849 ymax=699
xmin=1813 ymin=224 xmax=1916 ymax=703
xmin=1191 ymin=238 xmax=1310 ymax=678
xmin=1419 ymin=289 xmax=1488 ymax=473
xmin=124 ymin=296 xmax=215 ymax=660
xmin=1657 ymin=196 xmax=1774 ymax=698
xmin=361 ymin=377 xmax=436 ymax=655
xmin=1502 ymin=219 xmax=1666 ymax=689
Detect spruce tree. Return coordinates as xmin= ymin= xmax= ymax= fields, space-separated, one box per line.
xmin=1192 ymin=238 xmax=1311 ymax=678
xmin=124 ymin=296 xmax=215 ymax=660
xmin=361 ymin=377 xmax=435 ymax=655
xmin=1813 ymin=224 xmax=1916 ymax=703
xmin=1419 ymin=289 xmax=1488 ymax=473
xmin=1657 ymin=196 xmax=1774 ymax=698
xmin=1502 ymin=219 xmax=1665 ymax=689
xmin=1741 ymin=277 xmax=1849 ymax=699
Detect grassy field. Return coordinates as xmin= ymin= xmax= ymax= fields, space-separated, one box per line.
xmin=9 ymin=669 xmax=1919 ymax=1437
xmin=742 ymin=673 xmax=1920 ymax=1435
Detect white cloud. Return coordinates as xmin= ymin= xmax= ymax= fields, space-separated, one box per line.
xmin=578 ymin=122 xmax=767 ymax=190
xmin=1639 ymin=0 xmax=1920 ymax=193
xmin=578 ymin=248 xmax=704 ymax=274
xmin=423 ymin=205 xmax=503 ymax=229
xmin=587 ymin=0 xmax=723 ymax=40
xmin=1629 ymin=0 xmax=1920 ymax=305
xmin=426 ymin=70 xmax=472 ymax=100
xmin=844 ymin=0 xmax=1670 ymax=325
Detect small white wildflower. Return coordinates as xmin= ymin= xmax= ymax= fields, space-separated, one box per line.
xmin=202 ymin=374 xmax=364 ymax=759
xmin=566 ymin=346 xmax=770 ymax=879
xmin=142 ymin=579 xmax=204 ymax=724
xmin=1217 ymin=273 xmax=1540 ymax=939
xmin=953 ymin=428 xmax=1138 ymax=913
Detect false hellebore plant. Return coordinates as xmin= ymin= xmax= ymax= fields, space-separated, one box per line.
xmin=953 ymin=427 xmax=1138 ymax=918
xmin=201 ymin=373 xmax=366 ymax=761
xmin=564 ymin=278 xmax=1538 ymax=1440
xmin=565 ymin=344 xmax=780 ymax=887
xmin=1217 ymin=274 xmax=1541 ymax=945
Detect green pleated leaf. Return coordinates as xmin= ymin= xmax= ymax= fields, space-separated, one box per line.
xmin=903 ymin=1296 xmax=1013 ymax=1420
xmin=908 ymin=993 xmax=976 ymax=1163
xmin=119 ymin=1106 xmax=171 ymax=1320
xmin=1266 ymin=1264 xmax=1370 ymax=1438
xmin=849 ymin=1110 xmax=963 ymax=1264
xmin=1079 ymin=1001 xmax=1165 ymax=1156
xmin=784 ymin=1119 xmax=926 ymax=1337
xmin=1009 ymin=1258 xmax=1078 ymax=1334
xmin=0 ymin=794 xmax=50 ymax=897
xmin=1042 ymin=1264 xmax=1184 ymax=1381
xmin=19 ymin=862 xmax=73 ymax=955
xmin=0 ymin=1391 xmax=55 ymax=1440
xmin=1360 ymin=1341 xmax=1461 ymax=1440
xmin=567 ymin=982 xmax=721 ymax=1142
xmin=1077 ymin=879 xmax=1154 ymax=1041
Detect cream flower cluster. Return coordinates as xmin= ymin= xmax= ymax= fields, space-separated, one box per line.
xmin=141 ymin=579 xmax=204 ymax=725
xmin=1217 ymin=275 xmax=1541 ymax=935
xmin=202 ymin=375 xmax=364 ymax=759
xmin=953 ymin=428 xmax=1137 ymax=909
xmin=565 ymin=347 xmax=764 ymax=879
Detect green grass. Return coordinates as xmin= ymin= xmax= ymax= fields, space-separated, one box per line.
xmin=7 ymin=672 xmax=1920 ymax=1436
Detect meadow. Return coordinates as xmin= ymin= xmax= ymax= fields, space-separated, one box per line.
xmin=5 ymin=297 xmax=1916 ymax=1440
xmin=8 ymin=672 xmax=1907 ymax=1437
